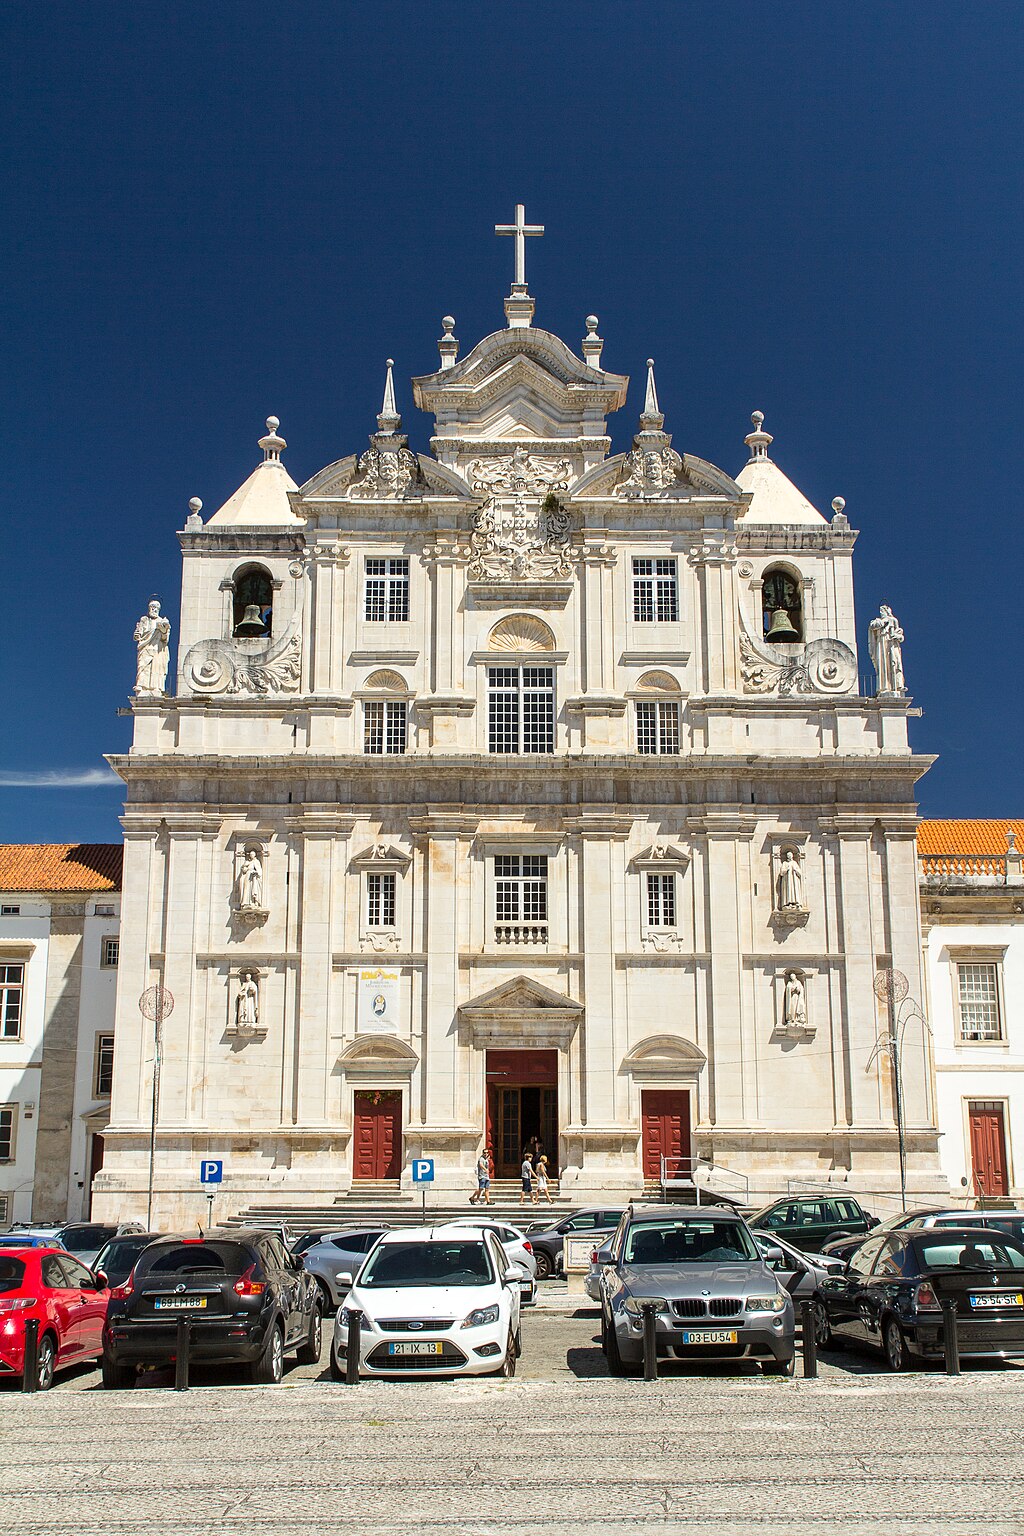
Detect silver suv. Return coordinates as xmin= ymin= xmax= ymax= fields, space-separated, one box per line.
xmin=598 ymin=1204 xmax=796 ymax=1376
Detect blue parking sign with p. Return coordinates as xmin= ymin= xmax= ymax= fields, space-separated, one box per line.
xmin=411 ymin=1159 xmax=434 ymax=1184
xmin=200 ymin=1159 xmax=223 ymax=1185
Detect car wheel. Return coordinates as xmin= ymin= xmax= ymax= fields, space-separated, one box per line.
xmin=513 ymin=1325 xmax=522 ymax=1358
xmin=329 ymin=1339 xmax=348 ymax=1382
xmin=315 ymin=1278 xmax=334 ymax=1314
xmin=34 ymin=1334 xmax=57 ymax=1392
xmin=534 ymin=1250 xmax=552 ymax=1280
xmin=762 ymin=1356 xmax=795 ymax=1377
xmin=605 ymin=1317 xmax=638 ymax=1378
xmin=812 ymin=1300 xmax=833 ymax=1349
xmin=100 ymin=1353 xmax=136 ymax=1390
xmin=883 ymin=1317 xmax=910 ymax=1373
xmin=250 ymin=1324 xmax=285 ymax=1385
xmin=497 ymin=1331 xmax=517 ymax=1378
xmin=296 ymin=1304 xmax=323 ymax=1366
xmin=600 ymin=1310 xmax=608 ymax=1355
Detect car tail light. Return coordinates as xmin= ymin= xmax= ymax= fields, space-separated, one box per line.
xmin=110 ymin=1278 xmax=134 ymax=1300
xmin=522 ymin=1241 xmax=533 ymax=1253
xmin=915 ymin=1282 xmax=940 ymax=1310
xmin=233 ymin=1265 xmax=265 ymax=1297
xmin=591 ymin=1251 xmax=599 ymax=1263
xmin=0 ymin=1297 xmax=36 ymax=1313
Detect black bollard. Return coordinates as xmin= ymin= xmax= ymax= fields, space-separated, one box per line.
xmin=641 ymin=1302 xmax=658 ymax=1381
xmin=22 ymin=1318 xmax=39 ymax=1394
xmin=800 ymin=1301 xmax=818 ymax=1379
xmin=174 ymin=1319 xmax=191 ymax=1391
xmin=345 ymin=1310 xmax=362 ymax=1385
xmin=941 ymin=1297 xmax=960 ymax=1376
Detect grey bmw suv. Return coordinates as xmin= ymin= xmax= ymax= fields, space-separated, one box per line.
xmin=598 ymin=1205 xmax=796 ymax=1376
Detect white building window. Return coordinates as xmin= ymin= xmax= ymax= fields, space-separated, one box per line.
xmin=101 ymin=937 xmax=119 ymax=968
xmin=0 ymin=964 xmax=24 ymax=1040
xmin=633 ymin=558 xmax=678 ymax=623
xmin=364 ymin=558 xmax=409 ymax=623
xmin=494 ymin=855 xmax=548 ymax=943
xmin=635 ymin=700 xmax=680 ymax=755
xmin=646 ymin=873 xmax=676 ymax=928
xmin=366 ymin=873 xmax=397 ymax=929
xmin=0 ymin=1105 xmax=15 ymax=1162
xmin=363 ymin=700 xmax=407 ymax=755
xmin=957 ymin=962 xmax=1002 ymax=1042
xmin=488 ymin=667 xmax=555 ymax=754
xmin=95 ymin=1034 xmax=115 ymax=1097
xmin=0 ymin=905 xmax=20 ymax=916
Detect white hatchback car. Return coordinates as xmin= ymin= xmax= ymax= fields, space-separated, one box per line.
xmin=439 ymin=1219 xmax=538 ymax=1305
xmin=330 ymin=1226 xmax=523 ymax=1379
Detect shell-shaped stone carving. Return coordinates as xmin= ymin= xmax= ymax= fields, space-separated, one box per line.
xmin=635 ymin=669 xmax=681 ymax=693
xmin=487 ymin=614 xmax=556 ymax=653
xmin=364 ymin=668 xmax=408 ymax=691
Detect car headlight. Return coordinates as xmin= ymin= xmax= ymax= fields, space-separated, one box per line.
xmin=746 ymin=1294 xmax=786 ymax=1313
xmin=461 ymin=1304 xmax=500 ymax=1329
xmin=339 ymin=1306 xmax=369 ymax=1328
xmin=623 ymin=1296 xmax=668 ymax=1316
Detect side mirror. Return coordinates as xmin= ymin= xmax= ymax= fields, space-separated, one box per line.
xmin=596 ymin=1244 xmax=613 ymax=1265
xmin=763 ymin=1246 xmax=786 ymax=1266
xmin=505 ymin=1264 xmax=527 ymax=1284
xmin=334 ymin=1271 xmax=354 ymax=1290
xmin=94 ymin=1270 xmax=108 ymax=1289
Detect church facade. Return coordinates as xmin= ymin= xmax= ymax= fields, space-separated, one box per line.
xmin=97 ymin=213 xmax=945 ymax=1226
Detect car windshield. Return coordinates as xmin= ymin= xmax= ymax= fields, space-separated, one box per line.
xmin=914 ymin=1234 xmax=1024 ymax=1271
xmin=359 ymin=1240 xmax=494 ymax=1288
xmin=58 ymin=1225 xmax=115 ymax=1253
xmin=624 ymin=1220 xmax=759 ymax=1265
xmin=97 ymin=1238 xmax=154 ymax=1284
xmin=0 ymin=1257 xmax=26 ymax=1292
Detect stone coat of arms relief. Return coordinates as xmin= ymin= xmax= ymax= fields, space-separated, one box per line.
xmin=466 ymin=448 xmax=574 ymax=581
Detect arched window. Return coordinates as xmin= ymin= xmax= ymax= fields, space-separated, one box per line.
xmin=633 ymin=671 xmax=681 ymax=756
xmin=232 ymin=565 xmax=274 ymax=637
xmin=761 ymin=566 xmax=803 ymax=644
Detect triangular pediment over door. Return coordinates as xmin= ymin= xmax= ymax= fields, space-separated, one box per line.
xmin=458 ymin=974 xmax=583 ymax=1050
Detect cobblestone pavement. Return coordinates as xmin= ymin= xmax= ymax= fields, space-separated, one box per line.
xmin=2 ymin=1303 xmax=1023 ymax=1534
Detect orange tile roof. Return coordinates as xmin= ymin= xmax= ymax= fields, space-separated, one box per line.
xmin=0 ymin=844 xmax=122 ymax=893
xmin=918 ymin=820 xmax=1023 ymax=876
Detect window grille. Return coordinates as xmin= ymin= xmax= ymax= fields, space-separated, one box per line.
xmin=95 ymin=1034 xmax=115 ymax=1098
xmin=495 ymin=856 xmax=548 ymax=923
xmin=0 ymin=1106 xmax=14 ymax=1162
xmin=363 ymin=700 xmax=408 ymax=755
xmin=0 ymin=1194 xmax=8 ymax=1223
xmin=0 ymin=905 xmax=20 ymax=916
xmin=0 ymin=964 xmax=23 ymax=1040
xmin=487 ymin=667 xmax=555 ymax=754
xmin=646 ymin=873 xmax=676 ymax=928
xmin=632 ymin=558 xmax=678 ymax=623
xmin=367 ymin=873 xmax=397 ymax=929
xmin=635 ymin=700 xmax=681 ymax=755
xmin=958 ymin=963 xmax=1002 ymax=1041
xmin=102 ymin=937 xmax=119 ymax=968
xmin=364 ymin=558 xmax=410 ymax=623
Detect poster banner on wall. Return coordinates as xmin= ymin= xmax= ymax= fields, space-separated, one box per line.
xmin=358 ymin=969 xmax=400 ymax=1035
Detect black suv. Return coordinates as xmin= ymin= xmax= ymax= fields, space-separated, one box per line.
xmin=101 ymin=1228 xmax=322 ymax=1388
xmin=749 ymin=1195 xmax=877 ymax=1254
xmin=526 ymin=1208 xmax=625 ymax=1279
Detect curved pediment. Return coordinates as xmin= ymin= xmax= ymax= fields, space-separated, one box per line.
xmin=621 ymin=1035 xmax=706 ymax=1081
xmin=413 ymin=327 xmax=628 ymax=417
xmin=338 ymin=1034 xmax=418 ymax=1079
xmin=571 ymin=451 xmax=744 ymax=503
xmin=296 ymin=453 xmax=473 ymax=503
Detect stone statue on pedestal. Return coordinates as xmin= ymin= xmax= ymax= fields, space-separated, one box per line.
xmin=777 ymin=849 xmax=805 ymax=911
xmin=134 ymin=600 xmax=171 ymax=696
xmin=784 ymin=972 xmax=807 ymax=1029
xmin=235 ymin=848 xmax=264 ymax=911
xmin=236 ymin=971 xmax=259 ymax=1031
xmin=868 ymin=605 xmax=906 ymax=697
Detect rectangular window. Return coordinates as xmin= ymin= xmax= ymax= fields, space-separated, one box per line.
xmin=364 ymin=558 xmax=409 ymax=623
xmin=495 ymin=856 xmax=548 ymax=923
xmin=958 ymin=962 xmax=1002 ymax=1041
xmin=95 ymin=1034 xmax=115 ymax=1097
xmin=366 ymin=873 xmax=397 ymax=929
xmin=363 ymin=700 xmax=407 ymax=755
xmin=0 ymin=964 xmax=24 ymax=1041
xmin=101 ymin=937 xmax=119 ymax=968
xmin=632 ymin=558 xmax=678 ymax=623
xmin=487 ymin=667 xmax=555 ymax=754
xmin=0 ymin=905 xmax=20 ymax=916
xmin=635 ymin=700 xmax=680 ymax=755
xmin=0 ymin=1106 xmax=15 ymax=1162
xmin=646 ymin=873 xmax=676 ymax=928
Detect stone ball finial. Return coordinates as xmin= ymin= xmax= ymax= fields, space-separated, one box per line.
xmin=386 ymin=358 xmax=394 ymax=369
xmin=442 ymin=316 xmax=456 ymax=335
xmin=586 ymin=314 xmax=599 ymax=333
xmin=266 ymin=416 xmax=280 ymax=434
xmin=188 ymin=497 xmax=203 ymax=515
xmin=832 ymin=496 xmax=846 ymax=515
xmin=751 ymin=410 xmax=765 ymax=429
xmin=647 ymin=358 xmax=655 ymax=369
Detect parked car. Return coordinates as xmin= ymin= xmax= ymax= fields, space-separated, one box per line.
xmin=439 ymin=1219 xmax=538 ymax=1304
xmin=92 ymin=1232 xmax=163 ymax=1288
xmin=0 ymin=1234 xmax=60 ymax=1249
xmin=819 ymin=1208 xmax=948 ymax=1264
xmin=598 ymin=1204 xmax=795 ymax=1376
xmin=0 ymin=1246 xmax=110 ymax=1389
xmin=290 ymin=1230 xmax=334 ymax=1257
xmin=907 ymin=1210 xmax=1024 ymax=1243
xmin=330 ymin=1226 xmax=524 ymax=1379
xmin=101 ymin=1228 xmax=322 ymax=1388
xmin=42 ymin=1222 xmax=148 ymax=1269
xmin=301 ymin=1228 xmax=390 ymax=1309
xmin=748 ymin=1195 xmax=877 ymax=1253
xmin=816 ymin=1225 xmax=1024 ymax=1370
xmin=525 ymin=1208 xmax=625 ymax=1279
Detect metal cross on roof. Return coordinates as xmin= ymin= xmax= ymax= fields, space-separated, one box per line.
xmin=494 ymin=203 xmax=544 ymax=288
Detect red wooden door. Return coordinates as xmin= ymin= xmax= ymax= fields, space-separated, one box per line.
xmin=641 ymin=1090 xmax=691 ymax=1181
xmin=86 ymin=1133 xmax=105 ymax=1218
xmin=352 ymin=1093 xmax=401 ymax=1180
xmin=969 ymin=1102 xmax=1009 ymax=1198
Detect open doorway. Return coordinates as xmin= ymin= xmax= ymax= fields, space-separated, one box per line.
xmin=486 ymin=1049 xmax=558 ymax=1177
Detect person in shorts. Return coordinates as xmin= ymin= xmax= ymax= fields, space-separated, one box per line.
xmin=519 ymin=1150 xmax=536 ymax=1205
xmin=470 ymin=1146 xmax=493 ymax=1205
xmin=535 ymin=1154 xmax=553 ymax=1204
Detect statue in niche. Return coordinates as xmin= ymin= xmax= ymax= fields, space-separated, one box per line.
xmin=784 ymin=972 xmax=807 ymax=1030
xmin=236 ymin=970 xmax=260 ymax=1031
xmin=134 ymin=599 xmax=171 ymax=696
xmin=777 ymin=848 xmax=805 ymax=911
xmin=868 ymin=604 xmax=906 ymax=697
xmin=235 ymin=847 xmax=265 ymax=911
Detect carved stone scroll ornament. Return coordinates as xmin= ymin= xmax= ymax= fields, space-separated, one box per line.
xmin=468 ymin=448 xmax=572 ymax=498
xmin=740 ymin=632 xmax=856 ymax=697
xmin=346 ymin=445 xmax=422 ymax=500
xmin=183 ymin=614 xmax=302 ymax=696
xmin=616 ymin=445 xmax=685 ymax=499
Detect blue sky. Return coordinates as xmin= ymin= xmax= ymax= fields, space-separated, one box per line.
xmin=1 ymin=1 xmax=1021 ymax=843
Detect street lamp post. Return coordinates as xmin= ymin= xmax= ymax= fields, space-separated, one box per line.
xmin=139 ymin=985 xmax=175 ymax=1228
xmin=872 ymin=968 xmax=929 ymax=1213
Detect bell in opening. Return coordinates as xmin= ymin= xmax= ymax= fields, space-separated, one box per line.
xmin=761 ymin=567 xmax=803 ymax=644
xmin=232 ymin=566 xmax=273 ymax=638
xmin=234 ymin=603 xmax=266 ymax=637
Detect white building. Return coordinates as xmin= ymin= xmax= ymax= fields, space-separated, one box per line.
xmin=98 ymin=210 xmax=944 ymax=1227
xmin=920 ymin=820 xmax=1024 ymax=1202
xmin=0 ymin=845 xmax=121 ymax=1227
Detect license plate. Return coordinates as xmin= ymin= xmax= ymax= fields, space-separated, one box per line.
xmin=388 ymin=1341 xmax=443 ymax=1356
xmin=681 ymin=1329 xmax=738 ymax=1345
xmin=154 ymin=1296 xmax=208 ymax=1310
xmin=969 ymin=1292 xmax=1024 ymax=1309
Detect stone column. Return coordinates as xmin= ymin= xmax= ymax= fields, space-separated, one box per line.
xmin=689 ymin=539 xmax=740 ymax=697
xmin=828 ymin=817 xmax=887 ymax=1127
xmin=695 ymin=811 xmax=758 ymax=1130
xmin=109 ymin=820 xmax=164 ymax=1128
xmin=410 ymin=812 xmax=477 ymax=1130
xmin=158 ymin=816 xmax=219 ymax=1124
xmin=568 ymin=812 xmax=632 ymax=1131
xmin=882 ymin=823 xmax=934 ymax=1127
xmin=292 ymin=811 xmax=356 ymax=1126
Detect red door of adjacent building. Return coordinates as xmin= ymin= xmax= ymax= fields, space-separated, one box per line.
xmin=641 ymin=1090 xmax=691 ymax=1182
xmin=86 ymin=1133 xmax=105 ymax=1218
xmin=969 ymin=1102 xmax=1009 ymax=1198
xmin=352 ymin=1092 xmax=401 ymax=1180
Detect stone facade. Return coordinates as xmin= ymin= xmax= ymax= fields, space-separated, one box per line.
xmin=97 ymin=221 xmax=944 ymax=1226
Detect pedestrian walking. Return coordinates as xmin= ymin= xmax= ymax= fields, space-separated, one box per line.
xmin=519 ymin=1149 xmax=536 ymax=1205
xmin=470 ymin=1146 xmax=493 ymax=1205
xmin=535 ymin=1154 xmax=553 ymax=1204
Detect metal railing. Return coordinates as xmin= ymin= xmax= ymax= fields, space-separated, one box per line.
xmin=659 ymin=1156 xmax=749 ymax=1205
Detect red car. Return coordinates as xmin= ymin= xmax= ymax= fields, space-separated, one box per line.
xmin=0 ymin=1246 xmax=110 ymax=1389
